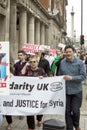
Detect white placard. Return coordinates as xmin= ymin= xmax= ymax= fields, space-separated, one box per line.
xmin=0 ymin=42 xmax=9 ymax=95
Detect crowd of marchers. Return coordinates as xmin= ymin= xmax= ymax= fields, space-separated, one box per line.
xmin=0 ymin=44 xmax=87 ymax=130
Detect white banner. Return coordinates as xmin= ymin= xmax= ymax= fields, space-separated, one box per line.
xmin=0 ymin=76 xmax=66 ymax=115
xmin=0 ymin=42 xmax=9 ymax=95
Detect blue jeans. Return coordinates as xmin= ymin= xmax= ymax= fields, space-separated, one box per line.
xmin=65 ymin=92 xmax=82 ymax=130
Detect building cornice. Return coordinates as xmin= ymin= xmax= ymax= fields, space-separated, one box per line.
xmin=16 ymin=0 xmax=49 ymax=25
xmin=16 ymin=0 xmax=66 ymax=30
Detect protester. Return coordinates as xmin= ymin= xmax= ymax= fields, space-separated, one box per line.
xmin=43 ymin=50 xmax=55 ymax=67
xmin=58 ymin=45 xmax=86 ymax=130
xmin=14 ymin=50 xmax=27 ymax=76
xmin=84 ymin=53 xmax=87 ymax=85
xmin=79 ymin=53 xmax=85 ymax=63
xmin=55 ymin=50 xmax=66 ymax=75
xmin=21 ymin=56 xmax=46 ymax=130
xmin=38 ymin=52 xmax=51 ymax=76
xmin=51 ymin=49 xmax=62 ymax=75
xmin=14 ymin=50 xmax=27 ymax=120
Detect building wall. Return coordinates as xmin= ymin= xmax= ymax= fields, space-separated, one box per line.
xmin=38 ymin=0 xmax=49 ymax=10
xmin=0 ymin=0 xmax=67 ymax=62
xmin=48 ymin=19 xmax=61 ymax=48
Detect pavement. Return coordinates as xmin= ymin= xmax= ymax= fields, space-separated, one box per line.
xmin=0 ymin=84 xmax=87 ymax=130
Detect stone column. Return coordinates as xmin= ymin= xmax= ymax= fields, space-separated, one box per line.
xmin=19 ymin=9 xmax=27 ymax=49
xmin=71 ymin=7 xmax=74 ymax=40
xmin=28 ymin=15 xmax=35 ymax=44
xmin=0 ymin=15 xmax=5 ymax=41
xmin=40 ymin=23 xmax=45 ymax=45
xmin=48 ymin=0 xmax=51 ymax=12
xmin=35 ymin=19 xmax=40 ymax=44
xmin=53 ymin=0 xmax=57 ymax=10
xmin=45 ymin=26 xmax=49 ymax=45
xmin=10 ymin=0 xmax=17 ymax=62
xmin=5 ymin=0 xmax=10 ymax=41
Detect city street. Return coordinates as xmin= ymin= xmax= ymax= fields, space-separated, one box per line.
xmin=0 ymin=1 xmax=87 ymax=129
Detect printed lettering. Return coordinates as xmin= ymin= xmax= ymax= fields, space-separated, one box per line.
xmin=37 ymin=83 xmax=49 ymax=90
xmin=3 ymin=100 xmax=13 ymax=107
xmin=40 ymin=101 xmax=48 ymax=108
xmin=10 ymin=82 xmax=34 ymax=92
xmin=15 ymin=100 xmax=39 ymax=108
xmin=49 ymin=100 xmax=64 ymax=108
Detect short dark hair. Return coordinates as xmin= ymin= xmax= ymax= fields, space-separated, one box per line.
xmin=64 ymin=45 xmax=75 ymax=52
xmin=41 ymin=52 xmax=46 ymax=56
xmin=18 ymin=50 xmax=26 ymax=55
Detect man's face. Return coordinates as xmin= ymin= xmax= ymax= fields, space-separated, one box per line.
xmin=65 ymin=48 xmax=74 ymax=61
xmin=18 ymin=53 xmax=25 ymax=61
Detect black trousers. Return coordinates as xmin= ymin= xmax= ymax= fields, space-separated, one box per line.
xmin=5 ymin=116 xmax=12 ymax=124
xmin=65 ymin=92 xmax=82 ymax=130
xmin=27 ymin=115 xmax=43 ymax=129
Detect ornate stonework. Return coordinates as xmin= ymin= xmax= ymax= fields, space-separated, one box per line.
xmin=0 ymin=0 xmax=8 ymax=8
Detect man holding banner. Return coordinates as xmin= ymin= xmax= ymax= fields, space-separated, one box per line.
xmin=58 ymin=45 xmax=86 ymax=130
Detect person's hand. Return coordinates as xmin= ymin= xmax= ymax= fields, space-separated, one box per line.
xmin=9 ymin=73 xmax=13 ymax=78
xmin=25 ymin=62 xmax=30 ymax=66
xmin=63 ymin=75 xmax=72 ymax=80
xmin=21 ymin=62 xmax=30 ymax=75
xmin=39 ymin=76 xmax=44 ymax=79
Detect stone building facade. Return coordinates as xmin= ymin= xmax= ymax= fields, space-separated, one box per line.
xmin=0 ymin=0 xmax=68 ymax=62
